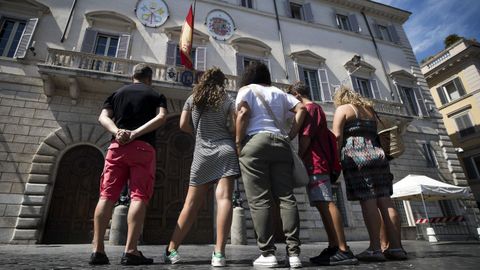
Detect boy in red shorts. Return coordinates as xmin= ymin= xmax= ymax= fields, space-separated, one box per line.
xmin=89 ymin=64 xmax=167 ymax=266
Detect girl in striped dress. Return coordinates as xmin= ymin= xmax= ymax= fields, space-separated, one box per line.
xmin=164 ymin=67 xmax=240 ymax=267
xmin=332 ymin=86 xmax=406 ymax=261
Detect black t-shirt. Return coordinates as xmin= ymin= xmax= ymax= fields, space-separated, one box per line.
xmin=103 ymin=83 xmax=167 ymax=147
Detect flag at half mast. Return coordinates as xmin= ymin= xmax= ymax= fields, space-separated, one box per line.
xmin=179 ymin=3 xmax=195 ymax=69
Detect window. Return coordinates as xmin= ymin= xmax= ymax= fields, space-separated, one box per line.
xmin=453 ymin=112 xmax=475 ymax=138
xmin=332 ymin=185 xmax=348 ymax=227
xmin=290 ymin=3 xmax=304 ymax=19
xmin=298 ymin=66 xmax=331 ymax=101
xmin=0 ymin=18 xmax=26 ymax=57
xmin=92 ymin=34 xmax=119 ymax=71
xmin=240 ymin=0 xmax=253 ymax=8
xmin=400 ymin=87 xmax=420 ymax=116
xmin=336 ymin=14 xmax=351 ymax=31
xmin=166 ymin=43 xmax=206 ymax=71
xmin=351 ymin=76 xmax=380 ymax=99
xmin=437 ymin=78 xmax=466 ymax=104
xmin=439 ymin=200 xmax=456 ymax=217
xmin=463 ymin=155 xmax=480 ymax=179
xmin=422 ymin=143 xmax=438 ymax=168
xmin=378 ymin=25 xmax=392 ymax=42
xmin=393 ymin=200 xmax=409 ymax=226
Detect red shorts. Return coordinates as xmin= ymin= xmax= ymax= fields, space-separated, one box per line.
xmin=100 ymin=140 xmax=156 ymax=203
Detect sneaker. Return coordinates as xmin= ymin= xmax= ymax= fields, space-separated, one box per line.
xmin=211 ymin=251 xmax=226 ymax=267
xmin=309 ymin=246 xmax=338 ymax=264
xmin=383 ymin=248 xmax=407 ymax=260
xmin=88 ymin=252 xmax=109 ymax=265
xmin=253 ymin=254 xmax=279 ymax=268
xmin=286 ymin=255 xmax=302 ymax=268
xmin=164 ymin=249 xmax=181 ymax=264
xmin=120 ymin=251 xmax=153 ymax=265
xmin=356 ymin=249 xmax=386 ymax=262
xmin=324 ymin=249 xmax=359 ymax=266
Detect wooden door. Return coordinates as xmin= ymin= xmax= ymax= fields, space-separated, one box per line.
xmin=143 ymin=116 xmax=214 ymax=244
xmin=43 ymin=145 xmax=104 ymax=243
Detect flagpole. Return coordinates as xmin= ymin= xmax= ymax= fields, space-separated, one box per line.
xmin=193 ymin=0 xmax=197 ymax=17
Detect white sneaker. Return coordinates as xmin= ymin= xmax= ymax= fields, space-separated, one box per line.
xmin=286 ymin=255 xmax=302 ymax=268
xmin=253 ymin=254 xmax=279 ymax=267
xmin=163 ymin=249 xmax=181 ymax=264
xmin=211 ymin=252 xmax=226 ymax=267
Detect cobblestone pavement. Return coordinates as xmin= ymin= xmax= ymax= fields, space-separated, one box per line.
xmin=1 ymin=240 xmax=479 ymax=269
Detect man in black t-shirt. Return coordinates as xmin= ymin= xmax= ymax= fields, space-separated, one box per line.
xmin=89 ymin=64 xmax=167 ymax=266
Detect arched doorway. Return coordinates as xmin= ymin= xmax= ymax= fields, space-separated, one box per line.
xmin=42 ymin=145 xmax=104 ymax=243
xmin=143 ymin=116 xmax=214 ymax=244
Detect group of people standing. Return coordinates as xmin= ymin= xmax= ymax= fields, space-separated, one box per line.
xmin=88 ymin=62 xmax=407 ymax=267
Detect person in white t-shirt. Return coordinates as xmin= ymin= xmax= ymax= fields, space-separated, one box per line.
xmin=235 ymin=62 xmax=306 ymax=268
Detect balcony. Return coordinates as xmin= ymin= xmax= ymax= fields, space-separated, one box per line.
xmin=38 ymin=48 xmax=289 ymax=104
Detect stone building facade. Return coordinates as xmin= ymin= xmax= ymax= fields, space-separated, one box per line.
xmin=0 ymin=0 xmax=476 ymax=244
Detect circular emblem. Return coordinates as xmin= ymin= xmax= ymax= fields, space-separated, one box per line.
xmin=166 ymin=66 xmax=177 ymax=82
xmin=205 ymin=9 xmax=235 ymax=41
xmin=181 ymin=70 xmax=194 ymax=87
xmin=135 ymin=0 xmax=169 ymax=27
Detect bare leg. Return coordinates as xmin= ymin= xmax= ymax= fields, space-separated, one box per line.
xmin=316 ymin=202 xmax=348 ymax=251
xmin=214 ymin=177 xmax=234 ymax=254
xmin=377 ymin=197 xmax=402 ymax=249
xmin=125 ymin=199 xmax=148 ymax=254
xmin=359 ymin=199 xmax=382 ymax=251
xmin=168 ymin=184 xmax=210 ymax=251
xmin=379 ymin=213 xmax=389 ymax=251
xmin=92 ymin=198 xmax=115 ymax=253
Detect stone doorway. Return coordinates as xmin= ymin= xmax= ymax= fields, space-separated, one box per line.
xmin=143 ymin=116 xmax=214 ymax=244
xmin=42 ymin=145 xmax=104 ymax=244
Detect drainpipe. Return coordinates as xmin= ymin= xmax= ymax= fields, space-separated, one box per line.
xmin=273 ymin=0 xmax=289 ymax=80
xmin=361 ymin=9 xmax=396 ymax=101
xmin=61 ymin=0 xmax=78 ymax=43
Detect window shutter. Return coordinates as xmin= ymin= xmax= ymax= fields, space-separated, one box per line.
xmin=318 ymin=69 xmax=331 ymax=101
xmin=236 ymin=54 xmax=244 ymax=77
xmin=303 ymin=3 xmax=314 ymax=22
xmin=115 ymin=34 xmax=131 ymax=59
xmin=436 ymin=87 xmax=448 ymax=105
xmin=195 ymin=47 xmax=207 ymax=71
xmin=373 ymin=23 xmax=382 ymax=39
xmin=166 ymin=42 xmax=176 ymax=66
xmin=14 ymin=18 xmax=38 ymax=59
xmin=453 ymin=77 xmax=466 ymax=96
xmin=284 ymin=0 xmax=292 ymax=17
xmin=370 ymin=79 xmax=381 ymax=99
xmin=297 ymin=65 xmax=305 ymax=82
xmin=462 ymin=157 xmax=478 ymax=179
xmin=81 ymin=28 xmax=97 ymax=53
xmin=351 ymin=76 xmax=359 ymax=92
xmin=333 ymin=12 xmax=341 ymax=28
xmin=414 ymin=87 xmax=428 ymax=117
xmin=348 ymin=14 xmax=359 ymax=32
xmin=388 ymin=25 xmax=400 ymax=43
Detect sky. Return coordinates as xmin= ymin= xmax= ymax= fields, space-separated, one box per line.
xmin=373 ymin=0 xmax=480 ymax=62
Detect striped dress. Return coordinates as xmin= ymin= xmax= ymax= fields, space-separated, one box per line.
xmin=183 ymin=95 xmax=240 ymax=186
xmin=340 ymin=117 xmax=394 ymax=201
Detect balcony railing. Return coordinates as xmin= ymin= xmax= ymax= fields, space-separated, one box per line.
xmin=43 ymin=48 xmax=290 ymax=91
xmin=43 ymin=48 xmax=407 ymax=117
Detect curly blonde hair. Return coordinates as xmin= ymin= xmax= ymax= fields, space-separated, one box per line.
xmin=192 ymin=67 xmax=227 ymax=110
xmin=333 ymin=85 xmax=373 ymax=108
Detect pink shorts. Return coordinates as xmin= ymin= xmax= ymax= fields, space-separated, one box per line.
xmin=100 ymin=140 xmax=156 ymax=203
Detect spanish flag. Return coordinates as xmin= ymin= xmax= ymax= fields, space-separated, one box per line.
xmin=179 ymin=3 xmax=195 ymax=70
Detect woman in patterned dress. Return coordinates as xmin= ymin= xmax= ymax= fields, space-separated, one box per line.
xmin=164 ymin=67 xmax=240 ymax=267
xmin=332 ymin=86 xmax=406 ymax=261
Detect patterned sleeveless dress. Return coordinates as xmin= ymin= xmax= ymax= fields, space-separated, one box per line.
xmin=340 ymin=117 xmax=394 ymax=201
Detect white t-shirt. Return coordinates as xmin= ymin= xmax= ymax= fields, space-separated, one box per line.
xmin=235 ymin=84 xmax=299 ymax=136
